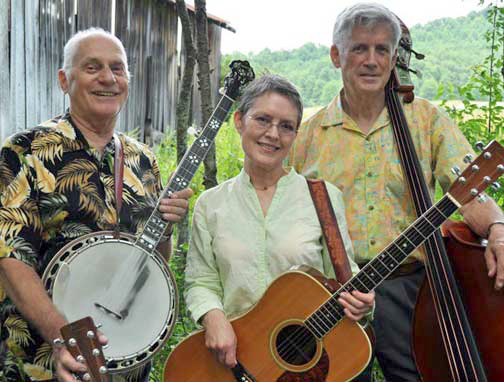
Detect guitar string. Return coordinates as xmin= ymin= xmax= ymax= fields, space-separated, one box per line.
xmin=274 ymin=200 xmax=456 ymax=363
xmin=274 ymin=202 xmax=450 ymax=361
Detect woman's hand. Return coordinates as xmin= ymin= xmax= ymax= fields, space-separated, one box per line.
xmin=338 ymin=290 xmax=375 ymax=321
xmin=202 ymin=309 xmax=237 ymax=368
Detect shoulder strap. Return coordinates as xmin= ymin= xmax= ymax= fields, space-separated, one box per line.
xmin=307 ymin=179 xmax=352 ymax=283
xmin=113 ymin=133 xmax=124 ymax=238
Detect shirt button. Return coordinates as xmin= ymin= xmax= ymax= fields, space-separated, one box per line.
xmin=368 ymin=205 xmax=374 ymax=211
xmin=370 ymin=239 xmax=376 ymax=245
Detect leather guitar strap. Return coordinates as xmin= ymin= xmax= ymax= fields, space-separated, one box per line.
xmin=307 ymin=179 xmax=352 ymax=283
xmin=113 ymin=133 xmax=124 ymax=239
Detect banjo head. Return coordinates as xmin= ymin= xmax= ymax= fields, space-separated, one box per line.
xmin=43 ymin=231 xmax=178 ymax=373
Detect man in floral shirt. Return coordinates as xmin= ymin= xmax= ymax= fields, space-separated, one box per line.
xmin=0 ymin=28 xmax=192 ymax=381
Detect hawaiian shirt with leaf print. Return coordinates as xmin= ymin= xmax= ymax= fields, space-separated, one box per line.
xmin=0 ymin=113 xmax=163 ymax=382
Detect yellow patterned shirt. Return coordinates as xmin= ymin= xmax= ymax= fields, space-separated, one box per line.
xmin=288 ymin=94 xmax=473 ymax=264
xmin=0 ymin=113 xmax=162 ymax=381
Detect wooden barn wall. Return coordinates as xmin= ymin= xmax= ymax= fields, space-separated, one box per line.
xmin=0 ymin=0 xmax=10 ymax=144
xmin=0 ymin=0 xmax=223 ymax=145
xmin=1 ymin=0 xmax=74 ymax=143
xmin=115 ymin=0 xmax=178 ymax=144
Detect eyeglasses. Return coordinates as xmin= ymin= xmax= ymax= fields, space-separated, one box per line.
xmin=247 ymin=115 xmax=297 ymax=136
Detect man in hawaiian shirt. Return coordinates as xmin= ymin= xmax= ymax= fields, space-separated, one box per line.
xmin=0 ymin=28 xmax=192 ymax=381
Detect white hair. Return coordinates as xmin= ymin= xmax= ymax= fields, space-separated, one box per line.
xmin=332 ymin=3 xmax=401 ymax=55
xmin=62 ymin=27 xmax=130 ymax=80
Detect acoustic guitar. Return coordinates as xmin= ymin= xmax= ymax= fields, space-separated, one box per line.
xmin=163 ymin=141 xmax=504 ymax=382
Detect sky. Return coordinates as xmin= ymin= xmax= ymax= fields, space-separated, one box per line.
xmin=198 ymin=0 xmax=485 ymax=54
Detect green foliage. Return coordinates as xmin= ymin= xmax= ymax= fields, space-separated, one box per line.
xmin=223 ymin=10 xmax=490 ymax=107
xmin=440 ymin=5 xmax=504 ymax=206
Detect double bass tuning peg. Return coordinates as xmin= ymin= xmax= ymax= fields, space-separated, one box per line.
xmin=492 ymin=182 xmax=501 ymax=191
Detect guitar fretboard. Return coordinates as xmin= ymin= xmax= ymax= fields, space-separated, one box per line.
xmin=136 ymin=94 xmax=235 ymax=253
xmin=305 ymin=194 xmax=459 ymax=339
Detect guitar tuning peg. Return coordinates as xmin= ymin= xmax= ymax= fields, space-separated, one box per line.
xmin=96 ymin=323 xmax=102 ymax=329
xmin=463 ymin=154 xmax=474 ymax=163
xmin=451 ymin=166 xmax=461 ymax=176
xmin=475 ymin=141 xmax=485 ymax=151
xmin=498 ymin=164 xmax=504 ymax=173
xmin=477 ymin=194 xmax=488 ymax=203
xmin=471 ymin=164 xmax=480 ymax=172
xmin=92 ymin=348 xmax=101 ymax=357
xmin=82 ymin=373 xmax=91 ymax=381
xmin=492 ymin=182 xmax=501 ymax=191
xmin=86 ymin=330 xmax=95 ymax=339
xmin=76 ymin=355 xmax=85 ymax=363
xmin=99 ymin=366 xmax=108 ymax=374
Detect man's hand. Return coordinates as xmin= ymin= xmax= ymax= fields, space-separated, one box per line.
xmin=485 ymin=223 xmax=504 ymax=290
xmin=53 ymin=333 xmax=108 ymax=381
xmin=202 ymin=309 xmax=237 ymax=368
xmin=338 ymin=290 xmax=375 ymax=321
xmin=158 ymin=188 xmax=193 ymax=223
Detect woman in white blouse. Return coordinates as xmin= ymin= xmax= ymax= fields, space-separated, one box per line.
xmin=184 ymin=74 xmax=374 ymax=368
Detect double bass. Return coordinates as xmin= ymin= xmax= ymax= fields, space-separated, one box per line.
xmin=388 ymin=19 xmax=504 ymax=381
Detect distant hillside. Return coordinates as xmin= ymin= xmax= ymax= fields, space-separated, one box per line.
xmin=223 ymin=10 xmax=489 ymax=107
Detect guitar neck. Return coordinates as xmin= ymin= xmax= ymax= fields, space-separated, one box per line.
xmin=135 ymin=93 xmax=235 ymax=253
xmin=305 ymin=194 xmax=459 ymax=339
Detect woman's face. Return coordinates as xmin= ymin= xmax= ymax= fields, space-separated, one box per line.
xmin=235 ymin=91 xmax=298 ymax=174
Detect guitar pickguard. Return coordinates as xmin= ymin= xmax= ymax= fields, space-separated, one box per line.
xmin=277 ymin=349 xmax=329 ymax=382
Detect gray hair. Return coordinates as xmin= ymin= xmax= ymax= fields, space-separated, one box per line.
xmin=237 ymin=74 xmax=303 ymax=128
xmin=332 ymin=3 xmax=401 ymax=55
xmin=62 ymin=27 xmax=130 ymax=80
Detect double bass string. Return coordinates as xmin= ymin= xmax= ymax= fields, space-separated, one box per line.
xmin=385 ymin=76 xmax=479 ymax=380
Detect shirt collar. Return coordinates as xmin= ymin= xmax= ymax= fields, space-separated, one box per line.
xmin=57 ymin=113 xmax=116 ymax=154
xmin=320 ymin=89 xmax=390 ymax=135
xmin=238 ymin=167 xmax=297 ymax=191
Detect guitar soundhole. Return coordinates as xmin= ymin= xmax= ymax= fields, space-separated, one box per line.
xmin=276 ymin=324 xmax=317 ymax=366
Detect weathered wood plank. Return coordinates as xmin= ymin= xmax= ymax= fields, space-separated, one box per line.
xmin=77 ymin=0 xmax=111 ymax=31
xmin=25 ymin=0 xmax=40 ymax=127
xmin=10 ymin=0 xmax=26 ymax=135
xmin=0 ymin=0 xmax=10 ymax=143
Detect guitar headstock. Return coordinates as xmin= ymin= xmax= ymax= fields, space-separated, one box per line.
xmin=224 ymin=60 xmax=255 ymax=100
xmin=448 ymin=141 xmax=504 ymax=205
xmin=60 ymin=316 xmax=108 ymax=382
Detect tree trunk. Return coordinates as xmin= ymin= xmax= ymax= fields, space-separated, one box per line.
xmin=175 ymin=0 xmax=196 ymax=250
xmin=194 ymin=0 xmax=218 ymax=190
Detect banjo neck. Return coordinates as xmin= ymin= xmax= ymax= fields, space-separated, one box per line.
xmin=136 ymin=92 xmax=236 ymax=255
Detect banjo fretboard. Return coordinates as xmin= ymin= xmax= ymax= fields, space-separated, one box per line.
xmin=136 ymin=94 xmax=235 ymax=253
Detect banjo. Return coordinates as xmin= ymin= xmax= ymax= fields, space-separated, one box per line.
xmin=42 ymin=60 xmax=255 ymax=373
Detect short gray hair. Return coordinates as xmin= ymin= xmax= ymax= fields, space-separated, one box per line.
xmin=62 ymin=27 xmax=130 ymax=80
xmin=237 ymin=74 xmax=303 ymax=128
xmin=332 ymin=3 xmax=401 ymax=55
